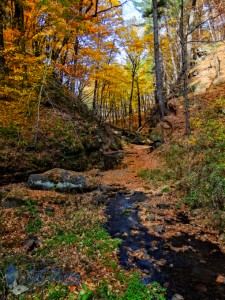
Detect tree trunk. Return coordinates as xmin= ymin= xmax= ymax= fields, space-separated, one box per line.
xmin=136 ymin=77 xmax=142 ymax=127
xmin=13 ymin=0 xmax=24 ymax=32
xmin=180 ymin=0 xmax=191 ymax=136
xmin=186 ymin=0 xmax=197 ymax=67
xmin=202 ymin=0 xmax=220 ymax=77
xmin=152 ymin=0 xmax=166 ymax=119
xmin=0 ymin=1 xmax=6 ymax=75
xmin=93 ymin=79 xmax=98 ymax=111
xmin=164 ymin=13 xmax=178 ymax=82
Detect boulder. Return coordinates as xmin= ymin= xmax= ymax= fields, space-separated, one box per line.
xmin=28 ymin=168 xmax=97 ymax=192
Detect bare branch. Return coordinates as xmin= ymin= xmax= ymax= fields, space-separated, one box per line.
xmin=91 ymin=0 xmax=128 ymax=17
xmin=186 ymin=40 xmax=225 ymax=43
xmin=187 ymin=13 xmax=221 ymax=36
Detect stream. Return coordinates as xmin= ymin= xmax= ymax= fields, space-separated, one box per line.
xmin=105 ymin=190 xmax=225 ymax=300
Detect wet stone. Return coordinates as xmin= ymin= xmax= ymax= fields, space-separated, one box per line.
xmin=150 ymin=246 xmax=159 ymax=252
xmin=164 ymin=217 xmax=175 ymax=224
xmin=132 ymin=203 xmax=139 ymax=209
xmin=118 ymin=189 xmax=128 ymax=194
xmin=153 ymin=225 xmax=164 ymax=234
xmin=28 ymin=168 xmax=97 ymax=192
xmin=143 ymin=254 xmax=150 ymax=260
xmin=93 ymin=194 xmax=108 ymax=206
xmin=147 ymin=214 xmax=155 ymax=221
xmin=143 ymin=203 xmax=150 ymax=209
xmin=131 ymin=223 xmax=140 ymax=230
xmin=172 ymin=294 xmax=184 ymax=300
xmin=158 ymin=212 xmax=165 ymax=216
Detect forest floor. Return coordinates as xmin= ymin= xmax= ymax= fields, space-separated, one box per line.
xmin=1 ymin=143 xmax=225 ymax=299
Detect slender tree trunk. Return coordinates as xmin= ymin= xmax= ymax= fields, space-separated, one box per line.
xmin=136 ymin=77 xmax=142 ymax=127
xmin=164 ymin=13 xmax=178 ymax=82
xmin=13 ymin=0 xmax=28 ymax=85
xmin=152 ymin=0 xmax=166 ymax=119
xmin=129 ymin=67 xmax=135 ymax=115
xmin=186 ymin=0 xmax=197 ymax=67
xmin=202 ymin=0 xmax=220 ymax=77
xmin=129 ymin=67 xmax=135 ymax=129
xmin=180 ymin=0 xmax=191 ymax=136
xmin=14 ymin=0 xmax=24 ymax=32
xmin=93 ymin=79 xmax=98 ymax=111
xmin=0 ymin=1 xmax=6 ymax=75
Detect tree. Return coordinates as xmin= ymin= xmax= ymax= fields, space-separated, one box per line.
xmin=0 ymin=0 xmax=7 ymax=75
xmin=152 ymin=0 xmax=166 ymax=119
xmin=180 ymin=0 xmax=191 ymax=136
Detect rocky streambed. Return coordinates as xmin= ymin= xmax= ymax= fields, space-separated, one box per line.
xmin=105 ymin=190 xmax=225 ymax=300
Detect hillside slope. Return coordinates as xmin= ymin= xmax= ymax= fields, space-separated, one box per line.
xmin=0 ymin=80 xmax=122 ymax=185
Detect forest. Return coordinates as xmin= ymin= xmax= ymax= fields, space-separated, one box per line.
xmin=0 ymin=0 xmax=225 ymax=299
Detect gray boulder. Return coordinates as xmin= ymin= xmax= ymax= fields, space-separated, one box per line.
xmin=28 ymin=168 xmax=97 ymax=192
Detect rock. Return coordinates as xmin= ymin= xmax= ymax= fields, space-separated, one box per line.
xmin=131 ymin=223 xmax=140 ymax=230
xmin=142 ymin=254 xmax=150 ymax=260
xmin=28 ymin=168 xmax=97 ymax=192
xmin=155 ymin=192 xmax=163 ymax=196
xmin=21 ymin=235 xmax=42 ymax=251
xmin=150 ymin=246 xmax=158 ymax=251
xmin=156 ymin=203 xmax=170 ymax=209
xmin=158 ymin=212 xmax=165 ymax=216
xmin=2 ymin=197 xmax=26 ymax=208
xmin=93 ymin=193 xmax=108 ymax=206
xmin=153 ymin=225 xmax=164 ymax=234
xmin=172 ymin=294 xmax=184 ymax=300
xmin=132 ymin=191 xmax=146 ymax=201
xmin=164 ymin=217 xmax=175 ymax=224
xmin=98 ymin=185 xmax=112 ymax=192
xmin=147 ymin=214 xmax=155 ymax=221
xmin=132 ymin=203 xmax=139 ymax=209
xmin=45 ymin=206 xmax=55 ymax=213
xmin=118 ymin=189 xmax=128 ymax=194
xmin=143 ymin=203 xmax=150 ymax=209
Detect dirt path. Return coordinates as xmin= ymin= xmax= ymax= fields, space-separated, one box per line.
xmin=100 ymin=144 xmax=162 ymax=192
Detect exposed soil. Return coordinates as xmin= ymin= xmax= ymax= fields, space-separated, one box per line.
xmin=100 ymin=144 xmax=162 ymax=192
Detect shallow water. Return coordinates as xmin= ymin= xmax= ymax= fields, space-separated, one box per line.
xmin=105 ymin=191 xmax=225 ymax=300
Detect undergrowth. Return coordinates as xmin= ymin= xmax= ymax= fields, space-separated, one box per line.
xmin=166 ymin=97 xmax=224 ymax=228
xmin=139 ymin=96 xmax=225 ymax=229
xmin=0 ymin=199 xmax=166 ymax=300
